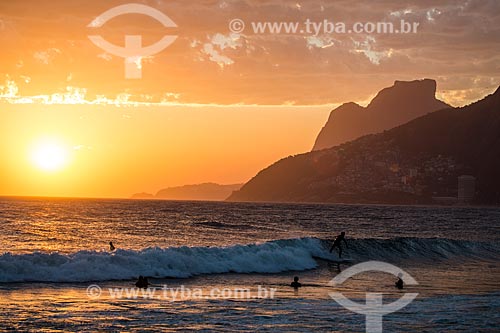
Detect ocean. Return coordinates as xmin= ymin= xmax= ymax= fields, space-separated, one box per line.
xmin=0 ymin=197 xmax=498 ymax=332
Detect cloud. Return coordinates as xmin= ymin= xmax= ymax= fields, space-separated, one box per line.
xmin=0 ymin=78 xmax=186 ymax=106
xmin=0 ymin=0 xmax=498 ymax=105
xmin=351 ymin=36 xmax=393 ymax=65
xmin=426 ymin=8 xmax=442 ymax=22
xmin=200 ymin=33 xmax=243 ymax=68
xmin=437 ymin=86 xmax=497 ymax=107
xmin=161 ymin=92 xmax=181 ymax=102
xmin=0 ymin=79 xmax=19 ymax=98
xmin=202 ymin=44 xmax=234 ymax=67
xmin=389 ymin=9 xmax=414 ymax=17
xmin=435 ymin=76 xmax=499 ymax=106
xmin=211 ymin=33 xmax=241 ymax=50
xmin=33 ymin=48 xmax=61 ymax=65
xmin=306 ymin=36 xmax=335 ymax=49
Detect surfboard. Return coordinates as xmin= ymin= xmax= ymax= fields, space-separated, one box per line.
xmin=313 ymin=255 xmax=354 ymax=264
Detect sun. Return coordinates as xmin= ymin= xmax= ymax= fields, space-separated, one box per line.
xmin=31 ymin=140 xmax=69 ymax=172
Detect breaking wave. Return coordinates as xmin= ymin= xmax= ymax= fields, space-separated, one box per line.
xmin=0 ymin=237 xmax=497 ymax=282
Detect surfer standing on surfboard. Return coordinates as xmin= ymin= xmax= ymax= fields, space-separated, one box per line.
xmin=329 ymin=232 xmax=348 ymax=258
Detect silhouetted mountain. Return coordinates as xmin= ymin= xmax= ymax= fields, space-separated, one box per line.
xmin=228 ymin=86 xmax=500 ymax=205
xmin=313 ymin=79 xmax=449 ymax=150
xmin=136 ymin=183 xmax=243 ymax=201
xmin=131 ymin=192 xmax=155 ymax=199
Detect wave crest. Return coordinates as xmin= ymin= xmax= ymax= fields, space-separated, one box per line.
xmin=0 ymin=237 xmax=497 ymax=282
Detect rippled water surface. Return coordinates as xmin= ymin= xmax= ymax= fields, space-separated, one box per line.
xmin=0 ymin=198 xmax=498 ymax=332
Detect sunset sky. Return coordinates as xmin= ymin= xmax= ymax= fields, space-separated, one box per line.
xmin=1 ymin=0 xmax=499 ymax=198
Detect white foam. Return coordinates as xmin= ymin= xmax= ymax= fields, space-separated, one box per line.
xmin=0 ymin=238 xmax=324 ymax=282
xmin=0 ymin=237 xmax=496 ymax=283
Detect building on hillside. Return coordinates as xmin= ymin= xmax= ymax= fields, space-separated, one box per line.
xmin=458 ymin=175 xmax=475 ymax=203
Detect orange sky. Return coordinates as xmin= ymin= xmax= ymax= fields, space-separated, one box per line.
xmin=0 ymin=103 xmax=330 ymax=197
xmin=0 ymin=0 xmax=498 ymax=197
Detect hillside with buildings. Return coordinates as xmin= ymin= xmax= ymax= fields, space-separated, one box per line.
xmin=228 ymin=85 xmax=500 ymax=205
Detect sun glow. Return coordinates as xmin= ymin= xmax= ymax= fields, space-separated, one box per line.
xmin=31 ymin=140 xmax=69 ymax=172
